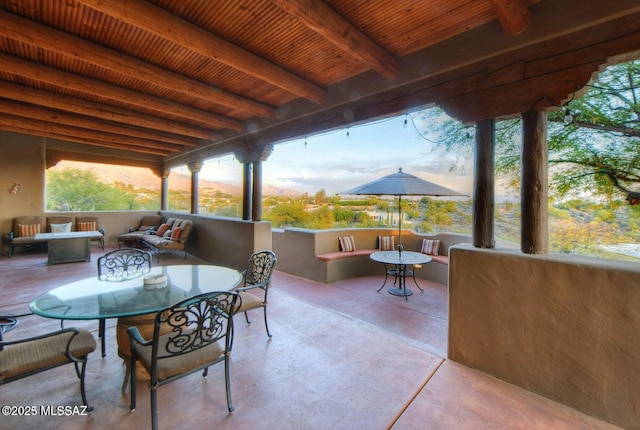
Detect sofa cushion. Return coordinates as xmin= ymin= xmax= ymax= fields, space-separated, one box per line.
xmin=156 ymin=223 xmax=170 ymax=237
xmin=50 ymin=222 xmax=72 ymax=233
xmin=17 ymin=224 xmax=41 ymax=238
xmin=77 ymin=221 xmax=97 ymax=231
xmin=420 ymin=239 xmax=441 ymax=255
xmin=338 ymin=235 xmax=356 ymax=252
xmin=377 ymin=235 xmax=395 ymax=250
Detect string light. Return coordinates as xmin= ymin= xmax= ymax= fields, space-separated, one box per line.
xmin=304 ymin=137 xmax=307 ymax=148
xmin=346 ymin=127 xmax=350 ymax=139
xmin=564 ymin=108 xmax=573 ymax=124
xmin=403 ymin=114 xmax=408 ymax=129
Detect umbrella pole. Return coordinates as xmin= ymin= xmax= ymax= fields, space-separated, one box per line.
xmin=397 ymin=195 xmax=403 ymax=254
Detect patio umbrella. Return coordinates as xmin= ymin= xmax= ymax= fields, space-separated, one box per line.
xmin=341 ymin=168 xmax=466 ymax=251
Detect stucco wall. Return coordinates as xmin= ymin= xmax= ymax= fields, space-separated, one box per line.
xmin=448 ymin=244 xmax=640 ymax=429
xmin=0 ymin=132 xmax=46 ymax=232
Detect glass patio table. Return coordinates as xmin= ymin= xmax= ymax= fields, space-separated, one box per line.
xmin=29 ymin=265 xmax=243 ymax=321
xmin=370 ymin=250 xmax=431 ymax=298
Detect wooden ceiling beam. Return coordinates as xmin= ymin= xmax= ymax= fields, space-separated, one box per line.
xmin=0 ymin=53 xmax=244 ymax=131
xmin=77 ymin=0 xmax=327 ymax=104
xmin=270 ymin=0 xmax=399 ymax=79
xmin=3 ymin=125 xmax=171 ymax=157
xmin=491 ymin=0 xmax=531 ymax=35
xmin=0 ymin=99 xmax=199 ymax=148
xmin=0 ymin=10 xmax=275 ymax=120
xmin=0 ymin=114 xmax=179 ymax=155
xmin=0 ymin=81 xmax=216 ymax=141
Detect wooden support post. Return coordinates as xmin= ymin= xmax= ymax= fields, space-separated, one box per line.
xmin=521 ymin=110 xmax=549 ymax=254
xmin=473 ymin=119 xmax=496 ymax=248
xmin=252 ymin=161 xmax=263 ymax=221
xmin=188 ymin=162 xmax=202 ymax=215
xmin=242 ymin=162 xmax=252 ymax=220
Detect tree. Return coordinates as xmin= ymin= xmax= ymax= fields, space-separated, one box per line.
xmin=419 ymin=60 xmax=640 ymax=204
xmin=46 ymin=168 xmax=134 ymax=211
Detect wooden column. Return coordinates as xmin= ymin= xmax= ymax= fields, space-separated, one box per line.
xmin=521 ymin=110 xmax=549 ymax=254
xmin=188 ymin=161 xmax=202 ymax=215
xmin=235 ymin=143 xmax=273 ymax=222
xmin=473 ymin=119 xmax=496 ymax=248
xmin=161 ymin=168 xmax=170 ymax=211
xmin=252 ymin=161 xmax=263 ymax=221
xmin=242 ymin=162 xmax=252 ymax=220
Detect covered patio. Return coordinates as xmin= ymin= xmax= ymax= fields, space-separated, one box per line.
xmin=0 ymin=247 xmax=620 ymax=429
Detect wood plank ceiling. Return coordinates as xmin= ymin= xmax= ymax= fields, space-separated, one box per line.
xmin=0 ymin=0 xmax=639 ymax=173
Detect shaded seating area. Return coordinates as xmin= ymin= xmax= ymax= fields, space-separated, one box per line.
xmin=0 ymin=312 xmax=97 ymax=409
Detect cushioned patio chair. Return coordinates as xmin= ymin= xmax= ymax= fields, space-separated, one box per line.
xmin=235 ymin=250 xmax=277 ymax=338
xmin=128 ymin=291 xmax=240 ymax=430
xmin=0 ymin=312 xmax=97 ymax=410
xmin=93 ymin=248 xmax=152 ymax=357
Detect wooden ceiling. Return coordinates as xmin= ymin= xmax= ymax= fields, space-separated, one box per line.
xmin=0 ymin=0 xmax=639 ymax=173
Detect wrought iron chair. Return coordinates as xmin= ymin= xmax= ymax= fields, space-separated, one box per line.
xmin=235 ymin=250 xmax=277 ymax=338
xmin=94 ymin=248 xmax=152 ymax=357
xmin=0 ymin=311 xmax=96 ymax=410
xmin=127 ymin=291 xmax=240 ymax=430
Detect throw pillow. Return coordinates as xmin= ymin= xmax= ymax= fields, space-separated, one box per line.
xmin=50 ymin=222 xmax=72 ymax=233
xmin=156 ymin=223 xmax=170 ymax=237
xmin=378 ymin=235 xmax=395 ymax=251
xmin=421 ymin=239 xmax=441 ymax=255
xmin=162 ymin=229 xmax=173 ymax=238
xmin=77 ymin=221 xmax=97 ymax=231
xmin=170 ymin=227 xmax=182 ymax=241
xmin=338 ymin=235 xmax=356 ymax=252
xmin=18 ymin=224 xmax=41 ymax=238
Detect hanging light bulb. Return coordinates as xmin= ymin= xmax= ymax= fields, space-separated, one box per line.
xmin=403 ymin=114 xmax=408 ymax=129
xmin=346 ymin=127 xmax=350 ymax=139
xmin=564 ymin=108 xmax=573 ymax=124
xmin=304 ymin=137 xmax=307 ymax=148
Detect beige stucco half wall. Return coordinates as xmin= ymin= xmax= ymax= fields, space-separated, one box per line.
xmin=448 ymin=244 xmax=640 ymax=429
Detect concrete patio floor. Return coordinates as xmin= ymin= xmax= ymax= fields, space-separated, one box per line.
xmin=0 ymin=247 xmax=622 ymax=429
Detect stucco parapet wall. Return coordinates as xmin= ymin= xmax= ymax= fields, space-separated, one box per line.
xmin=272 ymin=227 xmax=472 ymax=283
xmin=448 ymin=244 xmax=640 ymax=430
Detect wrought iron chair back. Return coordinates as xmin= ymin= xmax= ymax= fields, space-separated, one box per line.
xmin=97 ymin=248 xmax=152 ymax=281
xmin=235 ymin=250 xmax=277 ymax=338
xmin=92 ymin=248 xmax=152 ymax=357
xmin=128 ymin=291 xmax=240 ymax=429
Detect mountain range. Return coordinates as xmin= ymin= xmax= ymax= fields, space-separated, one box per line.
xmin=54 ymin=160 xmax=302 ymax=196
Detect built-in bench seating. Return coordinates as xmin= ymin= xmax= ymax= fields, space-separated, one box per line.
xmin=272 ymin=227 xmax=471 ymax=284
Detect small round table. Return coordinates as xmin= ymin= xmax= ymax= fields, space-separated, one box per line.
xmin=370 ymin=250 xmax=432 ymax=298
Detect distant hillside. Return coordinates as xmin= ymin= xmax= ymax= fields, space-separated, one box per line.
xmin=53 ymin=160 xmax=301 ymax=196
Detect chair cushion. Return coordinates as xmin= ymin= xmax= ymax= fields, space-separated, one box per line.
xmin=135 ymin=334 xmax=224 ymax=381
xmin=237 ymin=291 xmax=263 ymax=312
xmin=0 ymin=329 xmax=96 ymax=382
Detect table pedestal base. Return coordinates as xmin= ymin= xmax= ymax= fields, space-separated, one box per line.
xmin=388 ymin=287 xmax=413 ymax=297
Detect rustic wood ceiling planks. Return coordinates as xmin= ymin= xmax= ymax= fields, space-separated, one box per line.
xmin=0 ymin=0 xmax=638 ymax=172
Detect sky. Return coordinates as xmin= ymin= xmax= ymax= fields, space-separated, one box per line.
xmin=190 ymin=113 xmax=474 ymax=197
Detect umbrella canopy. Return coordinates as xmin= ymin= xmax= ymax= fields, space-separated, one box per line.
xmin=342 ymin=168 xmax=466 ymax=197
xmin=341 ymin=168 xmax=466 ymax=250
